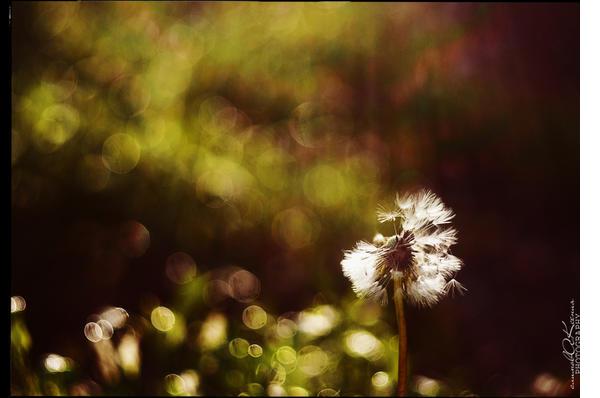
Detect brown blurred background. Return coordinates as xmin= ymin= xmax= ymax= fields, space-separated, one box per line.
xmin=11 ymin=3 xmax=578 ymax=396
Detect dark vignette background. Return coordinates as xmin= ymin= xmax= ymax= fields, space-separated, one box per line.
xmin=11 ymin=3 xmax=579 ymax=396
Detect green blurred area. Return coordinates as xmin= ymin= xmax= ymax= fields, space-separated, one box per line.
xmin=13 ymin=275 xmax=447 ymax=396
xmin=12 ymin=2 xmax=394 ymax=225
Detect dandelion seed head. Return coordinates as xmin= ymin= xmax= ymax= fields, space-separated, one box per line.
xmin=341 ymin=189 xmax=465 ymax=307
xmin=341 ymin=241 xmax=388 ymax=304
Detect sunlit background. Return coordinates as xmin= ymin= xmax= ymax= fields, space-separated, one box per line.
xmin=11 ymin=2 xmax=578 ymax=396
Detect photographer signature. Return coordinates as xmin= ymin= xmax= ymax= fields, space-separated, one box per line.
xmin=562 ymin=299 xmax=579 ymax=390
xmin=561 ymin=320 xmax=576 ymax=363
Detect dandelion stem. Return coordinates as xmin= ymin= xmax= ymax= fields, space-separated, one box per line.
xmin=394 ymin=274 xmax=408 ymax=396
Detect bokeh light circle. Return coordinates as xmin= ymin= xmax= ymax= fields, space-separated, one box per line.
xmin=33 ymin=104 xmax=80 ymax=153
xmin=248 ymin=344 xmax=263 ymax=358
xmin=44 ymin=354 xmax=70 ymax=373
xmin=242 ymin=305 xmax=267 ymax=330
xmin=371 ymin=371 xmax=390 ymax=387
xmin=84 ymin=322 xmax=103 ymax=343
xmin=228 ymin=270 xmax=261 ymax=303
xmin=102 ymin=133 xmax=141 ymax=174
xmin=229 ymin=338 xmax=250 ymax=359
xmin=275 ymin=346 xmax=297 ymax=365
xmin=297 ymin=345 xmax=329 ymax=376
xmin=276 ymin=318 xmax=297 ymax=339
xmin=164 ymin=373 xmax=186 ymax=396
xmin=11 ymin=296 xmax=26 ymax=313
xmin=151 ymin=306 xmax=176 ymax=332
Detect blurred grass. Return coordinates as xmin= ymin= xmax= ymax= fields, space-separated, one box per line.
xmin=12 ymin=270 xmax=455 ymax=396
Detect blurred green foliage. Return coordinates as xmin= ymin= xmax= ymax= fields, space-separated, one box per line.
xmin=12 ymin=2 xmax=394 ymax=232
xmin=12 ymin=268 xmax=468 ymax=396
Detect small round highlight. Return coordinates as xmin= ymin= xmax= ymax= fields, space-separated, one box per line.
xmin=102 ymin=133 xmax=141 ymax=174
xmin=164 ymin=373 xmax=186 ymax=396
xmin=180 ymin=369 xmax=199 ymax=395
xmin=276 ymin=318 xmax=298 ymax=339
xmin=297 ymin=345 xmax=329 ymax=376
xmin=242 ymin=305 xmax=267 ymax=330
xmin=33 ymin=104 xmax=80 ymax=153
xmin=84 ymin=322 xmax=103 ymax=343
xmin=229 ymin=337 xmax=250 ymax=359
xmin=276 ymin=346 xmax=297 ymax=365
xmin=151 ymin=306 xmax=176 ymax=332
xmin=532 ymin=373 xmax=562 ymax=396
xmin=298 ymin=305 xmax=340 ymax=337
xmin=248 ymin=344 xmax=263 ymax=358
xmin=11 ymin=296 xmax=26 ymax=313
xmin=343 ymin=329 xmax=384 ymax=361
xmin=372 ymin=371 xmax=390 ymax=388
xmin=198 ymin=312 xmax=228 ymax=350
xmin=414 ymin=376 xmax=441 ymax=397
xmin=44 ymin=354 xmax=70 ymax=373
xmin=228 ymin=269 xmax=261 ymax=303
xmin=118 ymin=334 xmax=140 ymax=377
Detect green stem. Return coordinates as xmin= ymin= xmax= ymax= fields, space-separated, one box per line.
xmin=394 ymin=274 xmax=408 ymax=396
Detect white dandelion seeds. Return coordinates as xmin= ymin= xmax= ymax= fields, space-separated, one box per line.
xmin=341 ymin=189 xmax=465 ymax=307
